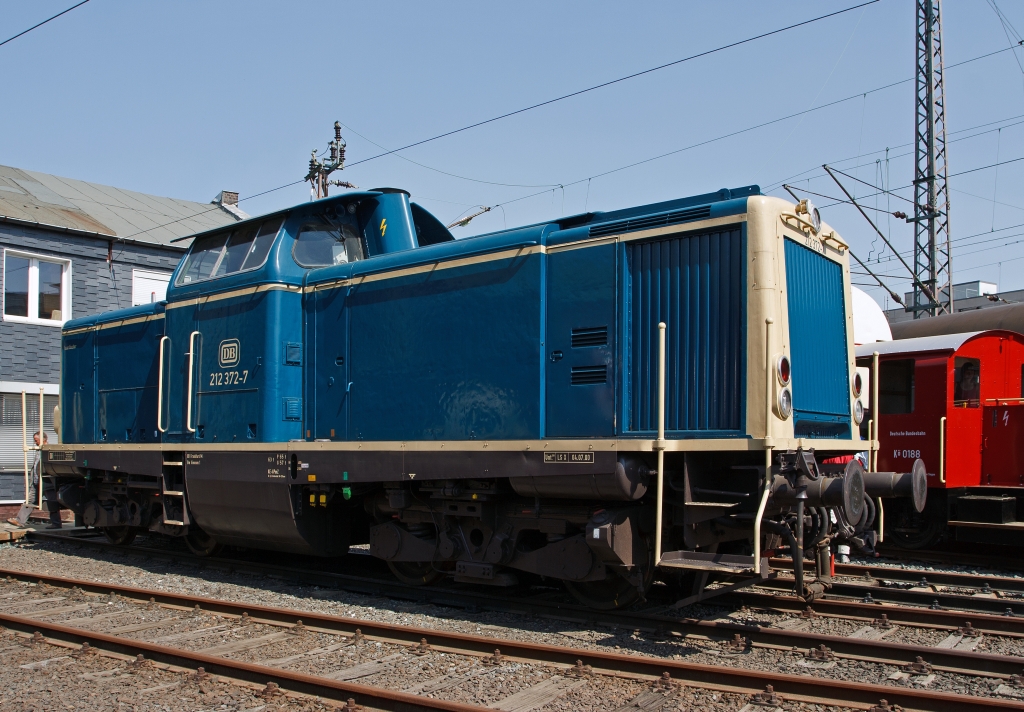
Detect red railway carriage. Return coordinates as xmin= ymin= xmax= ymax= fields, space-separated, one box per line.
xmin=856 ymin=330 xmax=1024 ymax=548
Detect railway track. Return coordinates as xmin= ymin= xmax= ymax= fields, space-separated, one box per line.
xmin=757 ymin=577 xmax=1024 ymax=617
xmin=2 ymin=566 xmax=1023 ymax=711
xmin=26 ymin=530 xmax=1024 ymax=636
xmin=9 ymin=532 xmax=1024 ymax=705
xmin=876 ymin=545 xmax=1024 ymax=574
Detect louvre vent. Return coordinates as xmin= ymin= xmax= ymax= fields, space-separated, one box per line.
xmin=589 ymin=205 xmax=712 ymax=238
xmin=571 ymin=326 xmax=608 ymax=348
xmin=284 ymin=342 xmax=303 ymax=365
xmin=571 ymin=365 xmax=607 ymax=385
xmin=283 ymin=397 xmax=302 ymax=421
xmin=48 ymin=450 xmax=75 ymax=461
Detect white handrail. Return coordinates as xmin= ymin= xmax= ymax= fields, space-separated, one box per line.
xmin=939 ymin=415 xmax=946 ymax=483
xmin=654 ymin=322 xmax=667 ymax=566
xmin=157 ymin=336 xmax=170 ymax=433
xmin=872 ymin=351 xmax=880 ymax=471
xmin=185 ymin=331 xmax=200 ymax=434
xmin=754 ymin=317 xmax=774 ymax=576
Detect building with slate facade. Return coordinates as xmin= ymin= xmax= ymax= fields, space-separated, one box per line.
xmin=0 ymin=164 xmax=245 ymax=503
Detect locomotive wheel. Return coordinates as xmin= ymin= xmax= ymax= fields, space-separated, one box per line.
xmin=564 ymin=535 xmax=655 ymax=610
xmin=887 ymin=495 xmax=945 ymax=550
xmin=185 ymin=528 xmax=223 ymax=557
xmin=387 ymin=561 xmax=445 ymax=586
xmin=102 ymin=526 xmax=137 ymax=546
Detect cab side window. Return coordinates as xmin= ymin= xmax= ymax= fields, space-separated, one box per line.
xmin=954 ymin=357 xmax=981 ymax=407
xmin=293 ymin=222 xmax=364 ymax=268
xmin=178 ymin=233 xmax=229 ymax=284
xmin=880 ymin=359 xmax=914 ymax=414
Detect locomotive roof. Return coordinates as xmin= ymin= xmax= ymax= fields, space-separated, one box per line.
xmin=171 ymin=185 xmax=763 ymax=246
xmin=856 ymin=330 xmax=999 ymax=358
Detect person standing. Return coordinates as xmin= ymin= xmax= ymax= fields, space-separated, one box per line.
xmin=7 ymin=432 xmax=61 ymax=529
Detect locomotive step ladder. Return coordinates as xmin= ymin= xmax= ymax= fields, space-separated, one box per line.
xmin=160 ymin=452 xmax=189 ymax=527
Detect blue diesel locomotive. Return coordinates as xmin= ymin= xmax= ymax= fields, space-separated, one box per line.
xmin=45 ymin=185 xmax=922 ymax=607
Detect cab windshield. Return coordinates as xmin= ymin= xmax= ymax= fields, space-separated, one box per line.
xmin=176 ymin=217 xmax=283 ymax=286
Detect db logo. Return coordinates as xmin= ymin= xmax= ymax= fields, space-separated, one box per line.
xmin=218 ymin=339 xmax=240 ymax=368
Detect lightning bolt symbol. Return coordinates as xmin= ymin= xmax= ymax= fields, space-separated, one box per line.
xmin=380 ymin=218 xmax=387 ymax=237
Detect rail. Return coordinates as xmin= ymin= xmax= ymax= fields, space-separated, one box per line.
xmin=157 ymin=335 xmax=170 ymax=433
xmin=185 ymin=330 xmax=200 ymax=434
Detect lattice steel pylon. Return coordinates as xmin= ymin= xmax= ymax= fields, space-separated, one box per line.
xmin=913 ymin=0 xmax=952 ymax=317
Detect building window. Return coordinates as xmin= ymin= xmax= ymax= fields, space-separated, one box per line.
xmin=3 ymin=251 xmax=71 ymax=325
xmin=132 ymin=269 xmax=172 ymax=306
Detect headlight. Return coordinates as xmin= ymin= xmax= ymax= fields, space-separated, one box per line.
xmin=797 ymin=199 xmax=822 ymax=234
xmin=853 ymin=399 xmax=864 ymax=424
xmin=776 ymin=355 xmax=791 ymax=386
xmin=778 ymin=387 xmax=793 ymax=420
xmin=852 ymin=371 xmax=863 ymax=398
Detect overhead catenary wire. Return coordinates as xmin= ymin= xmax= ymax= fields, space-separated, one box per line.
xmin=0 ymin=0 xmax=91 ymax=49
xmin=476 ymin=46 xmax=1022 ymax=217
xmin=821 ymin=165 xmax=947 ymax=312
xmin=343 ymin=1 xmax=880 ymax=170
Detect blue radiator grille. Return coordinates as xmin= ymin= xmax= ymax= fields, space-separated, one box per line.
xmin=627 ymin=227 xmax=745 ymax=434
xmin=783 ymin=239 xmax=851 ymax=438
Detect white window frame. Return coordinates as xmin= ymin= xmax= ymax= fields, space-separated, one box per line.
xmin=2 ymin=249 xmax=72 ymax=327
xmin=132 ymin=268 xmax=172 ymax=306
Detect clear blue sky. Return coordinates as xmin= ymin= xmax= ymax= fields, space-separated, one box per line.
xmin=3 ymin=0 xmax=1023 ymax=308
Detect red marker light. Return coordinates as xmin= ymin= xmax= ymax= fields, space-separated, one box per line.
xmin=853 ymin=372 xmax=863 ymax=398
xmin=777 ymin=356 xmax=791 ymax=386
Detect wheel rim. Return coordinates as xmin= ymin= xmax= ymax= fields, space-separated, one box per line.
xmin=564 ymin=534 xmax=654 ymax=610
xmin=387 ymin=561 xmax=444 ymax=586
xmin=103 ymin=527 xmax=136 ymax=546
xmin=888 ymin=497 xmax=944 ymax=549
xmin=185 ymin=529 xmax=222 ymax=557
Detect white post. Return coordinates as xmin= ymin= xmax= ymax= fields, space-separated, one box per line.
xmin=654 ymin=322 xmax=667 ymax=566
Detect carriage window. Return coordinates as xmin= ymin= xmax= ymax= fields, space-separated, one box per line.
xmin=176 ymin=218 xmax=283 ymax=285
xmin=880 ymin=359 xmax=915 ymax=414
xmin=292 ymin=222 xmax=365 ymax=268
xmin=954 ymin=357 xmax=981 ymax=407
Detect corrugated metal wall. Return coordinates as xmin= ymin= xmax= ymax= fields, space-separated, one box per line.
xmin=783 ymin=239 xmax=852 ymax=438
xmin=627 ymin=227 xmax=745 ymax=434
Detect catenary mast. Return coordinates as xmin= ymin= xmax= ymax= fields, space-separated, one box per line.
xmin=913 ymin=0 xmax=952 ymax=317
